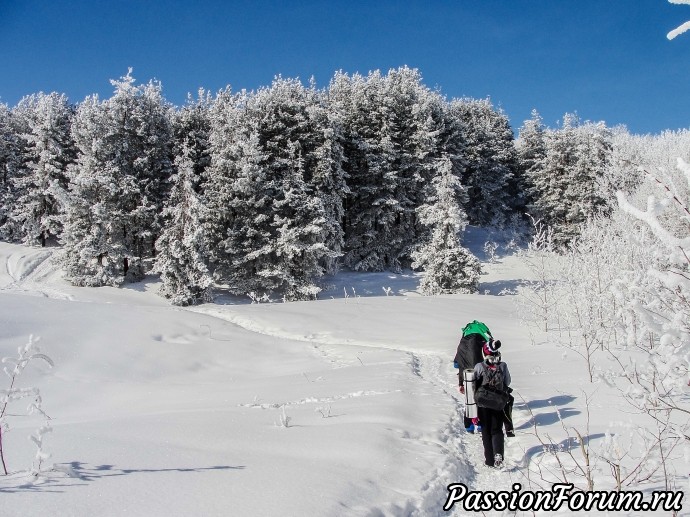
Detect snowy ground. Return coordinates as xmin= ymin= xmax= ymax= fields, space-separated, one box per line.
xmin=0 ymin=230 xmax=686 ymax=516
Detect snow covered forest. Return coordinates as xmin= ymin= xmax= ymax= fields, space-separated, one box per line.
xmin=0 ymin=66 xmax=634 ymax=304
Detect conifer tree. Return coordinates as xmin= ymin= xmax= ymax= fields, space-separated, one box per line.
xmin=329 ymin=67 xmax=445 ymax=271
xmin=0 ymin=103 xmax=22 ymax=241
xmin=154 ymin=140 xmax=212 ymax=305
xmin=206 ymin=78 xmax=344 ymax=300
xmin=516 ymin=109 xmax=548 ymax=220
xmin=528 ymin=113 xmax=578 ymax=245
xmin=61 ymin=70 xmax=174 ymax=286
xmin=303 ymin=80 xmax=347 ymax=275
xmin=172 ymin=89 xmax=213 ymax=181
xmin=328 ymin=71 xmax=384 ymax=270
xmin=572 ymin=120 xmax=612 ymax=219
xmin=9 ymin=92 xmax=76 ymax=247
xmin=203 ymin=87 xmax=240 ymax=274
xmin=517 ymin=110 xmax=547 ymax=177
xmin=412 ymin=156 xmax=480 ymax=294
xmin=448 ymin=98 xmax=518 ymax=227
xmin=526 ymin=113 xmax=612 ymax=247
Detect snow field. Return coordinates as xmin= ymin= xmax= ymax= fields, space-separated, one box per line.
xmin=0 ymin=241 xmax=686 ymax=516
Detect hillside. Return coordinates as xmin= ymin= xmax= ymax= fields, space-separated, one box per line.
xmin=0 ymin=233 xmax=684 ymax=516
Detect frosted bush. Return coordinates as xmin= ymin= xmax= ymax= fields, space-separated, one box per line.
xmin=0 ymin=335 xmax=54 ymax=476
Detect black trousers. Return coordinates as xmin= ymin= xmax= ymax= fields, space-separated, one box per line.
xmin=477 ymin=406 xmax=505 ymax=465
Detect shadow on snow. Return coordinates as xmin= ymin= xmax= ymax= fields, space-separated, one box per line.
xmin=0 ymin=462 xmax=245 ymax=493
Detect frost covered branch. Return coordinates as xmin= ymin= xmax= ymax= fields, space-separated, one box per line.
xmin=0 ymin=335 xmax=54 ymax=476
xmin=667 ymin=0 xmax=690 ymax=40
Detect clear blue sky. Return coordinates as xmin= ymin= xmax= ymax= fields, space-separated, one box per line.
xmin=1 ymin=0 xmax=689 ymax=135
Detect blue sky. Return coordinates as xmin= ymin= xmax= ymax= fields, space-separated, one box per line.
xmin=1 ymin=0 xmax=689 ymax=135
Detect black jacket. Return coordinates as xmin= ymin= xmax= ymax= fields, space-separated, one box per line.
xmin=454 ymin=333 xmax=486 ymax=386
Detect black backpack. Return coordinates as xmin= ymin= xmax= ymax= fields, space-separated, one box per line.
xmin=474 ymin=364 xmax=509 ymax=410
xmin=483 ymin=364 xmax=504 ymax=389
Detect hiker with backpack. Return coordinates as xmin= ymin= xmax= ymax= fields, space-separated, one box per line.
xmin=454 ymin=320 xmax=493 ymax=433
xmin=473 ymin=341 xmax=512 ymax=468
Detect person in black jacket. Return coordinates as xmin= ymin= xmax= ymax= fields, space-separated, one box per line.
xmin=454 ymin=322 xmax=495 ymax=432
xmin=473 ymin=344 xmax=512 ymax=468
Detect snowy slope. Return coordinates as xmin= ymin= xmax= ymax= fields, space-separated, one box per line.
xmin=0 ymin=239 xmax=686 ymax=516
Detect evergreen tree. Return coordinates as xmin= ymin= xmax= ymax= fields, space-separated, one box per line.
xmin=154 ymin=140 xmax=213 ymax=305
xmin=9 ymin=92 xmax=76 ymax=247
xmin=328 ymin=71 xmax=382 ymax=269
xmin=0 ymin=103 xmax=23 ymax=241
xmin=434 ymin=95 xmax=470 ymax=209
xmin=526 ymin=113 xmax=612 ymax=247
xmin=204 ymin=87 xmax=241 ymax=275
xmin=329 ymin=67 xmax=445 ymax=271
xmin=411 ymin=155 xmax=480 ymax=294
xmin=61 ymin=70 xmax=174 ymax=286
xmin=303 ymin=79 xmax=347 ymax=275
xmin=270 ymin=139 xmax=332 ymax=300
xmin=206 ymin=78 xmax=344 ymax=300
xmin=378 ymin=68 xmax=437 ymax=267
xmin=448 ymin=98 xmax=518 ymax=227
xmin=517 ymin=110 xmax=547 ymax=173
xmin=604 ymin=125 xmax=644 ymax=199
xmin=517 ymin=109 xmax=547 ymax=213
xmin=528 ymin=113 xmax=579 ymax=245
xmin=571 ymin=120 xmax=612 ymax=220
xmin=172 ymin=89 xmax=213 ymax=182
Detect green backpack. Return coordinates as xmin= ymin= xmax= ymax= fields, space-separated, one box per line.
xmin=462 ymin=320 xmax=492 ymax=343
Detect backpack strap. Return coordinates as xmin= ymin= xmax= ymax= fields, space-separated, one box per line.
xmin=483 ymin=364 xmax=504 ymax=389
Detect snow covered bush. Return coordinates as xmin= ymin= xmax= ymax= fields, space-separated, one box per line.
xmin=515 ymin=217 xmax=560 ymax=336
xmin=518 ymin=209 xmax=660 ymax=379
xmin=0 ymin=335 xmax=54 ymax=476
xmin=553 ymin=220 xmax=635 ymax=380
xmin=612 ymin=158 xmax=690 ymax=418
xmin=516 ymin=151 xmax=690 ymax=493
